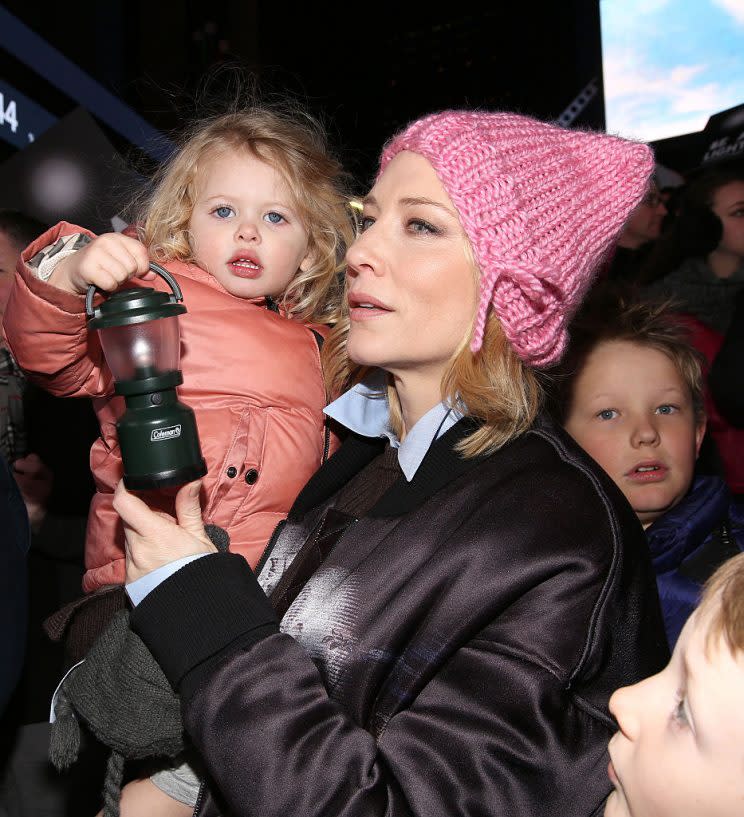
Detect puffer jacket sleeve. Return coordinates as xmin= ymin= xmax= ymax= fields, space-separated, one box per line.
xmin=3 ymin=222 xmax=113 ymax=398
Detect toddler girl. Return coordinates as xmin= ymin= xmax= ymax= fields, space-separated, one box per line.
xmin=3 ymin=107 xmax=353 ymax=610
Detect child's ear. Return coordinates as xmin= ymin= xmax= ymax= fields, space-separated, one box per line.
xmin=299 ymin=251 xmax=317 ymax=274
xmin=694 ymin=416 xmax=707 ymax=457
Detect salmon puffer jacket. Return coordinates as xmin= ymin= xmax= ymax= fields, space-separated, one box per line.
xmin=3 ymin=223 xmax=332 ymax=593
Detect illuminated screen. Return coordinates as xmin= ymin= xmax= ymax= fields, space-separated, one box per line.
xmin=600 ymin=0 xmax=744 ymax=142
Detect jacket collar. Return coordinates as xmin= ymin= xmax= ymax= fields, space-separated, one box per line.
xmin=289 ymin=416 xmax=486 ymax=520
xmin=323 ymin=372 xmax=462 ymax=481
xmin=167 ymin=258 xmax=281 ymax=312
xmin=646 ymin=476 xmax=730 ymax=571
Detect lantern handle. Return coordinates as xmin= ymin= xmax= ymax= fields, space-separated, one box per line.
xmin=85 ymin=262 xmax=185 ymax=317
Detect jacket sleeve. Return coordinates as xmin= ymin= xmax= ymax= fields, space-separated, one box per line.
xmin=2 ymin=222 xmax=113 ymax=398
xmin=132 ymin=553 xmax=615 ymax=817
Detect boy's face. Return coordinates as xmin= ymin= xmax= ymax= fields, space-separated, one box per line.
xmin=605 ymin=607 xmax=744 ymax=816
xmin=564 ymin=340 xmax=705 ymax=528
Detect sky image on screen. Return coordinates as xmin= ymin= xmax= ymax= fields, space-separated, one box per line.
xmin=601 ymin=0 xmax=744 ymax=142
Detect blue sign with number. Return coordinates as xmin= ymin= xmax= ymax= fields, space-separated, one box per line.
xmin=0 ymin=79 xmax=57 ymax=150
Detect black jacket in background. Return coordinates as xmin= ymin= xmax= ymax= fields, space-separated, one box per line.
xmin=709 ymin=289 xmax=744 ymax=427
xmin=0 ymin=453 xmax=29 ymax=714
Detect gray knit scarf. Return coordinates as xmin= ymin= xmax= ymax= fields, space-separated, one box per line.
xmin=49 ymin=524 xmax=230 ymax=817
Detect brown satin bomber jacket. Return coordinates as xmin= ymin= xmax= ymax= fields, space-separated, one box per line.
xmin=133 ymin=413 xmax=669 ymax=817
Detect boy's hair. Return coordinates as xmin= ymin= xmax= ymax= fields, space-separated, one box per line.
xmin=137 ymin=107 xmax=355 ymax=325
xmin=549 ymin=287 xmax=705 ymax=424
xmin=0 ymin=209 xmax=48 ymax=251
xmin=698 ymin=552 xmax=744 ymax=657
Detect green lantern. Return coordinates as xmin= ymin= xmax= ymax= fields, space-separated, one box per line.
xmin=86 ymin=263 xmax=207 ymax=490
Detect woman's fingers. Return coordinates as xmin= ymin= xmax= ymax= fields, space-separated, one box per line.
xmin=112 ymin=479 xmax=163 ymax=537
xmin=114 ymin=480 xmax=216 ymax=583
xmin=174 ymin=481 xmax=210 ymax=542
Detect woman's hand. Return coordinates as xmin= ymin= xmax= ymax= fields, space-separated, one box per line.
xmin=113 ymin=480 xmax=217 ymax=583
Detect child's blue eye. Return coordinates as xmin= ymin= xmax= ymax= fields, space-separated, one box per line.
xmin=656 ymin=405 xmax=677 ymax=415
xmin=214 ymin=206 xmax=234 ymax=219
xmin=597 ymin=409 xmax=618 ymax=421
xmin=265 ymin=212 xmax=285 ymax=225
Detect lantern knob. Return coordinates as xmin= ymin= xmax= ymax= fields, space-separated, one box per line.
xmin=85 ymin=262 xmax=184 ymax=318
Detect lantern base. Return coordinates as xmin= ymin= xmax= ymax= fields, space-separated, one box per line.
xmin=123 ymin=458 xmax=208 ymax=491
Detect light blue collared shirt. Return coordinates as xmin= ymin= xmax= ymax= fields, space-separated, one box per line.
xmin=127 ymin=553 xmax=207 ymax=606
xmin=323 ymin=370 xmax=461 ymax=481
xmin=126 ymin=370 xmax=462 ymax=605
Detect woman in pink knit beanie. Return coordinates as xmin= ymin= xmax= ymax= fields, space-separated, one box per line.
xmin=102 ymin=110 xmax=668 ymax=817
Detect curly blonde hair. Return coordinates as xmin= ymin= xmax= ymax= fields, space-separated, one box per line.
xmin=135 ymin=107 xmax=354 ymax=325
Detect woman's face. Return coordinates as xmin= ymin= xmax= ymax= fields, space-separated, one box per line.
xmin=711 ymin=180 xmax=744 ymax=261
xmin=345 ymin=151 xmax=478 ymax=387
xmin=620 ymin=184 xmax=667 ymax=249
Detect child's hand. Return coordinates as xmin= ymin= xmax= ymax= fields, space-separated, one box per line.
xmin=49 ymin=233 xmax=156 ymax=295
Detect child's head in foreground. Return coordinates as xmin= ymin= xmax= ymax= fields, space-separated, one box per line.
xmin=604 ymin=551 xmax=744 ymax=816
xmin=553 ymin=292 xmax=706 ymax=529
xmin=137 ymin=106 xmax=354 ymax=324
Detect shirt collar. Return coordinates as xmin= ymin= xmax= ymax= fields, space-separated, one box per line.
xmin=323 ymin=370 xmax=461 ymax=481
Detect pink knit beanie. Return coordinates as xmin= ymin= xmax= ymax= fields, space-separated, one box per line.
xmin=379 ymin=111 xmax=654 ymax=367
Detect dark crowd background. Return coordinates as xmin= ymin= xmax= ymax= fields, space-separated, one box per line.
xmin=0 ymin=0 xmax=606 ymax=184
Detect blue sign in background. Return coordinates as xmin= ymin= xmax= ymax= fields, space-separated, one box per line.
xmin=0 ymin=79 xmax=57 ymax=150
xmin=0 ymin=6 xmax=172 ymax=161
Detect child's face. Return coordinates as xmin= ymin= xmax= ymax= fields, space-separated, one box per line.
xmin=564 ymin=340 xmax=705 ymax=528
xmin=605 ymin=607 xmax=744 ymax=816
xmin=188 ymin=149 xmax=313 ymax=299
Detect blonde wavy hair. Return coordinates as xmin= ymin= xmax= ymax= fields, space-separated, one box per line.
xmin=135 ymin=107 xmax=354 ymax=325
xmin=323 ymin=241 xmax=542 ymax=458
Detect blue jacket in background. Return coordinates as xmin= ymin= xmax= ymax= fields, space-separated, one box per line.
xmin=647 ymin=475 xmax=744 ymax=648
xmin=0 ymin=453 xmax=29 ymax=713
